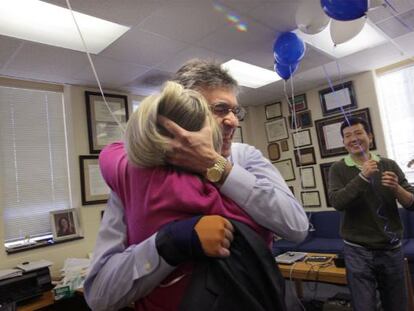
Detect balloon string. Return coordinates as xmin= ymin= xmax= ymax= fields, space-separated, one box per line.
xmin=65 ymin=0 xmax=126 ymax=133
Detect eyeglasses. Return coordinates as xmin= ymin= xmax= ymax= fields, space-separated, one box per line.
xmin=210 ymin=102 xmax=246 ymax=121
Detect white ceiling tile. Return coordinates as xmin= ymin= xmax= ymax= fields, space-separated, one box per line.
xmin=197 ymin=17 xmax=274 ymax=57
xmin=156 ymin=46 xmax=228 ymax=73
xmin=140 ymin=2 xmax=227 ymax=44
xmin=126 ymin=68 xmax=173 ymax=91
xmin=298 ymin=47 xmax=335 ymax=73
xmin=4 ymin=42 xmax=89 ymax=79
xmin=100 ymin=28 xmax=188 ymax=67
xmin=73 ymin=56 xmax=150 ymax=87
xmin=219 ymin=0 xmax=267 ymax=14
xmin=376 ymin=16 xmax=411 ymax=38
xmin=394 ymin=31 xmax=414 ymax=56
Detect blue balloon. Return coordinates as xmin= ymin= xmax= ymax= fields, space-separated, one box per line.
xmin=273 ymin=32 xmax=306 ymax=66
xmin=274 ymin=61 xmax=299 ymax=80
xmin=321 ymin=0 xmax=368 ymax=21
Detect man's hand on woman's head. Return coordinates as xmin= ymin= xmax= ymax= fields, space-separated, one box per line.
xmin=158 ymin=115 xmax=220 ymax=174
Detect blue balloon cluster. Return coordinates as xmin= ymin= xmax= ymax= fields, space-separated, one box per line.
xmin=321 ymin=0 xmax=368 ymax=21
xmin=273 ymin=32 xmax=305 ymax=80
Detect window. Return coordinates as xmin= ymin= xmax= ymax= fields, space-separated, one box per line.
xmin=377 ymin=65 xmax=414 ymax=184
xmin=0 ymin=85 xmax=72 ymax=244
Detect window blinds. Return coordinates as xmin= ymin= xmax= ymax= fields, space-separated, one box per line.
xmin=0 ymin=86 xmax=71 ymax=242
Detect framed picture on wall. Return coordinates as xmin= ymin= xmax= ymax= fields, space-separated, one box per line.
xmin=267 ymin=142 xmax=281 ymax=161
xmin=320 ymin=162 xmax=335 ymax=207
xmin=280 ymin=140 xmax=289 ymax=152
xmin=265 ymin=102 xmax=282 ymax=119
xmin=301 ymin=191 xmax=321 ymax=207
xmin=85 ymin=91 xmax=129 ymax=154
xmin=300 ymin=166 xmax=316 ymax=188
xmin=79 ymin=155 xmax=110 ymax=205
xmin=288 ymin=94 xmax=307 ymax=113
xmin=319 ymin=81 xmax=357 ymax=116
xmin=50 ymin=208 xmax=80 ymax=241
xmin=292 ymin=129 xmax=312 ymax=148
xmin=294 ymin=147 xmax=316 ymax=167
xmin=273 ymin=159 xmax=296 ymax=181
xmin=233 ymin=126 xmax=243 ymax=143
xmin=314 ymin=108 xmax=376 ymax=158
xmin=265 ymin=117 xmax=289 ymax=142
xmin=288 ymin=110 xmax=312 ymax=129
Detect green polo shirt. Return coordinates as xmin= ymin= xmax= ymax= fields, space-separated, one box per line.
xmin=344 ymin=153 xmax=380 ymax=170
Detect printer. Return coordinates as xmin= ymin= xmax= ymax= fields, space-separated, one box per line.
xmin=0 ymin=267 xmax=53 ymax=305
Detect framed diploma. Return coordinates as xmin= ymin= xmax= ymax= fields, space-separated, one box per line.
xmin=79 ymin=155 xmax=110 ymax=205
xmin=273 ymin=159 xmax=296 ymax=181
xmin=265 ymin=102 xmax=282 ymax=119
xmin=301 ymin=191 xmax=321 ymax=207
xmin=314 ymin=108 xmax=376 ymax=158
xmin=292 ymin=129 xmax=312 ymax=148
xmin=265 ymin=117 xmax=289 ymax=142
xmin=280 ymin=140 xmax=289 ymax=152
xmin=300 ymin=166 xmax=316 ymax=188
xmin=319 ymin=81 xmax=357 ymax=116
xmin=288 ymin=110 xmax=312 ymax=129
xmin=294 ymin=147 xmax=316 ymax=167
xmin=85 ymin=91 xmax=129 ymax=154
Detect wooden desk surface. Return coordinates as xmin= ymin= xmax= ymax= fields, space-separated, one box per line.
xmin=278 ymin=253 xmax=347 ymax=285
xmin=17 ymin=291 xmax=54 ymax=311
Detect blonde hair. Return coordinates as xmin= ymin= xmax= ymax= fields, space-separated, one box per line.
xmin=125 ymin=81 xmax=222 ymax=167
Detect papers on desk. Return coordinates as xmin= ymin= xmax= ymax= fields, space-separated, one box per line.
xmin=16 ymin=259 xmax=53 ymax=272
xmin=0 ymin=268 xmax=22 ymax=281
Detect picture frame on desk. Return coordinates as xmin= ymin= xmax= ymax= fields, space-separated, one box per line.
xmin=319 ymin=81 xmax=357 ymax=116
xmin=85 ymin=91 xmax=129 ymax=154
xmin=314 ymin=108 xmax=376 ymax=158
xmin=50 ymin=208 xmax=80 ymax=241
xmin=79 ymin=155 xmax=110 ymax=205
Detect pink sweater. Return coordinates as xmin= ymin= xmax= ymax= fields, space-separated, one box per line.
xmin=99 ymin=142 xmax=270 ymax=310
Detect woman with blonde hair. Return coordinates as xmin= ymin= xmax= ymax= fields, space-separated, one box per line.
xmin=98 ymin=81 xmax=271 ymax=310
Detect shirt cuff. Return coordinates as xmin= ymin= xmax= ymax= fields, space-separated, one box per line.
xmin=220 ymin=163 xmax=255 ymax=206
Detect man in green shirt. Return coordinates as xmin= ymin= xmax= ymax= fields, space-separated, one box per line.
xmin=329 ymin=117 xmax=414 ymax=311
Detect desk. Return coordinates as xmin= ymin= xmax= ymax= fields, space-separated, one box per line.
xmin=278 ymin=253 xmax=346 ymax=298
xmin=17 ymin=292 xmax=54 ymax=311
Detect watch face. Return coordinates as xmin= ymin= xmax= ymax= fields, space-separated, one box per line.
xmin=207 ymin=168 xmax=221 ymax=182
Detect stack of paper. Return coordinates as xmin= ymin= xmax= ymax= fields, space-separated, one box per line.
xmin=0 ymin=268 xmax=22 ymax=281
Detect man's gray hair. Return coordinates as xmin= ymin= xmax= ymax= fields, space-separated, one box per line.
xmin=172 ymin=59 xmax=239 ymax=92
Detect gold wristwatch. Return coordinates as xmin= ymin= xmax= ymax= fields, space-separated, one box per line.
xmin=205 ymin=156 xmax=227 ymax=183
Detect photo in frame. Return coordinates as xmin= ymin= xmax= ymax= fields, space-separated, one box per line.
xmin=265 ymin=117 xmax=289 ymax=142
xmin=300 ymin=166 xmax=316 ymax=188
xmin=314 ymin=108 xmax=376 ymax=158
xmin=292 ymin=129 xmax=312 ymax=148
xmin=320 ymin=162 xmax=335 ymax=207
xmin=294 ymin=147 xmax=316 ymax=167
xmin=267 ymin=142 xmax=281 ymax=161
xmin=50 ymin=208 xmax=80 ymax=241
xmin=288 ymin=93 xmax=307 ymax=113
xmin=233 ymin=126 xmax=243 ymax=143
xmin=280 ymin=140 xmax=289 ymax=152
xmin=80 ymin=155 xmax=110 ymax=205
xmin=85 ymin=91 xmax=129 ymax=154
xmin=301 ymin=191 xmax=321 ymax=207
xmin=288 ymin=110 xmax=312 ymax=129
xmin=319 ymin=81 xmax=357 ymax=116
xmin=273 ymin=159 xmax=296 ymax=181
xmin=265 ymin=102 xmax=282 ymax=119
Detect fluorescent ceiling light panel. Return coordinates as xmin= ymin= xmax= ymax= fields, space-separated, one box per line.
xmin=294 ymin=20 xmax=387 ymax=58
xmin=221 ymin=59 xmax=281 ymax=88
xmin=0 ymin=0 xmax=129 ymax=54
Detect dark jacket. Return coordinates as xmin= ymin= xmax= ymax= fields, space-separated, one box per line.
xmin=180 ymin=221 xmax=286 ymax=311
